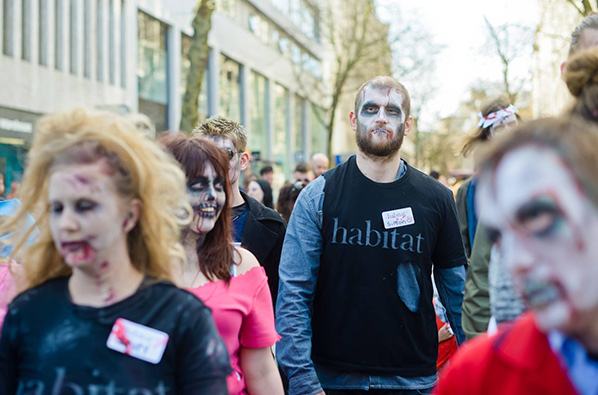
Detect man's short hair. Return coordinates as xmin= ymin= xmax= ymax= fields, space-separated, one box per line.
xmin=354 ymin=76 xmax=411 ymax=119
xmin=569 ymin=12 xmax=598 ymax=56
xmin=260 ymin=165 xmax=273 ymax=176
xmin=192 ymin=116 xmax=248 ymax=152
xmin=294 ymin=162 xmax=311 ymax=173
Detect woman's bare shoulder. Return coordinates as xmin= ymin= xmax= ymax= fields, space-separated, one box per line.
xmin=234 ymin=246 xmax=260 ymax=275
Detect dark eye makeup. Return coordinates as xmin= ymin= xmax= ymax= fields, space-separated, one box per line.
xmin=515 ymin=198 xmax=563 ymax=238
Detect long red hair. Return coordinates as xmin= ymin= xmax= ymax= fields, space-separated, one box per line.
xmin=160 ymin=133 xmax=234 ymax=282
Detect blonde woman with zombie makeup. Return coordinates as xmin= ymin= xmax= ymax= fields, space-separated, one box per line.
xmin=0 ymin=109 xmax=231 ymax=394
xmin=436 ymin=117 xmax=598 ymax=395
xmin=161 ymin=134 xmax=283 ymax=395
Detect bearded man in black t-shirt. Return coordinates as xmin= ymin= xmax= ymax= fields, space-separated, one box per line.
xmin=276 ymin=76 xmax=468 ymax=395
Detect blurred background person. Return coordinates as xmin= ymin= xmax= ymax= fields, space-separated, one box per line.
xmin=276 ymin=181 xmax=305 ymax=224
xmin=161 ymin=134 xmax=283 ymax=395
xmin=260 ymin=165 xmax=274 ymax=186
xmin=458 ymin=96 xmax=520 ymax=340
xmin=292 ymin=162 xmax=314 ymax=185
xmin=310 ymin=153 xmax=329 ymax=178
xmin=248 ymin=179 xmax=274 ymax=209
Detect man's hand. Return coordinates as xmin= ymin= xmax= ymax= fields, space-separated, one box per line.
xmin=438 ymin=323 xmax=454 ymax=343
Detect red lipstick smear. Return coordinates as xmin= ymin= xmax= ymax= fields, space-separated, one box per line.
xmin=113 ymin=320 xmax=132 ymax=355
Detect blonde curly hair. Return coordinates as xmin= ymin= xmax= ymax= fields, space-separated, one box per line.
xmin=1 ymin=108 xmax=191 ymax=289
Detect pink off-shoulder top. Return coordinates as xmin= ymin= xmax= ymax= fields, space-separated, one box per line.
xmin=187 ymin=266 xmax=280 ymax=395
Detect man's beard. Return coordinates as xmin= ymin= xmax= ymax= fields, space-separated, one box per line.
xmin=356 ymin=123 xmax=405 ymax=158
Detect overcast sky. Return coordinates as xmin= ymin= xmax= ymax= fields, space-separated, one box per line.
xmin=376 ymin=0 xmax=539 ymax=130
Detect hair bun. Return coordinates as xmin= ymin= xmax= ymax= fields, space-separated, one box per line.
xmin=565 ymin=47 xmax=598 ymax=97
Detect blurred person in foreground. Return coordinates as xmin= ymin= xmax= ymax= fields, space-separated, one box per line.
xmin=0 ymin=109 xmax=231 ymax=393
xmin=161 ymin=135 xmax=283 ymax=395
xmin=436 ymin=117 xmax=598 ymax=395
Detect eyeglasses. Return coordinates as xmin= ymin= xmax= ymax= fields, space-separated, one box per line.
xmin=222 ymin=148 xmax=243 ymax=161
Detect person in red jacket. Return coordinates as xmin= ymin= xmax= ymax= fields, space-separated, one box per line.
xmin=435 ymin=117 xmax=598 ymax=395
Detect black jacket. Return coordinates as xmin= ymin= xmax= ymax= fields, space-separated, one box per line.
xmin=239 ymin=191 xmax=286 ymax=307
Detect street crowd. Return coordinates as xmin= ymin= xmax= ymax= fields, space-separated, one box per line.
xmin=1 ymin=11 xmax=598 ymax=395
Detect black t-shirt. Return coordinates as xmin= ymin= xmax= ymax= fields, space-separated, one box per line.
xmin=0 ymin=276 xmax=231 ymax=394
xmin=312 ymin=156 xmax=466 ymax=376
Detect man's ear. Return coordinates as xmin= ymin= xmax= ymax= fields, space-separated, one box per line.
xmin=349 ymin=111 xmax=358 ymax=131
xmin=403 ymin=116 xmax=414 ymax=137
xmin=239 ymin=151 xmax=250 ymax=171
xmin=124 ymin=199 xmax=141 ymax=233
xmin=560 ymin=60 xmax=567 ymax=81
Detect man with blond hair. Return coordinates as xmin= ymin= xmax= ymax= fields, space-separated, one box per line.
xmin=194 ymin=117 xmax=286 ymax=305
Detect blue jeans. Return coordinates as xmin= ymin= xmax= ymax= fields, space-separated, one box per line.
xmin=325 ymin=389 xmax=431 ymax=395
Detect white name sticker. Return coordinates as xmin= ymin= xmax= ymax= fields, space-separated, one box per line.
xmin=106 ymin=318 xmax=169 ymax=364
xmin=381 ymin=207 xmax=415 ymax=229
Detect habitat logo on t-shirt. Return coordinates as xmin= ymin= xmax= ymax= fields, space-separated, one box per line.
xmin=381 ymin=207 xmax=415 ymax=229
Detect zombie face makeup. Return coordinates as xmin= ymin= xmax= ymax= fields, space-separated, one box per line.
xmin=186 ymin=162 xmax=226 ymax=235
xmin=49 ymin=162 xmax=133 ymax=269
xmin=490 ymin=113 xmax=518 ymax=135
xmin=477 ymin=145 xmax=598 ymax=333
xmin=203 ymin=136 xmax=244 ymax=187
xmin=351 ymin=87 xmax=408 ymax=158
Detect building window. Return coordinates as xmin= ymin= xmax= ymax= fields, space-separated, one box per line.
xmin=294 ymin=95 xmax=305 ymax=162
xmin=310 ymin=104 xmax=327 ymax=155
xmin=249 ymin=71 xmax=267 ymax=161
xmin=137 ymin=11 xmax=169 ymax=132
xmin=272 ymin=0 xmax=289 ymax=15
xmin=291 ymin=44 xmax=300 ymax=64
xmin=181 ymin=33 xmax=208 ymax=121
xmin=96 ymin=0 xmax=104 ymax=81
xmin=248 ymin=13 xmax=269 ymax=44
xmin=54 ymin=0 xmax=63 ymax=70
xmin=69 ymin=0 xmax=79 ymax=75
xmin=217 ymin=0 xmax=236 ymax=19
xmin=3 ymin=0 xmax=15 ymax=57
xmin=120 ymin=0 xmax=126 ymax=88
xmin=219 ymin=55 xmax=241 ymax=122
xmin=273 ymin=83 xmax=289 ymax=176
xmin=108 ymin=0 xmax=116 ymax=85
xmin=83 ymin=0 xmax=91 ymax=78
xmin=21 ymin=0 xmax=32 ymax=61
xmin=38 ymin=0 xmax=49 ymax=66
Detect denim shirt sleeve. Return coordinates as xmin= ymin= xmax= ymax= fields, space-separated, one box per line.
xmin=276 ymin=176 xmax=326 ymax=395
xmin=434 ymin=265 xmax=467 ymax=345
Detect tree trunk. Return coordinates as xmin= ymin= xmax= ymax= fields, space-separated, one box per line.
xmin=180 ymin=0 xmax=215 ymax=132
